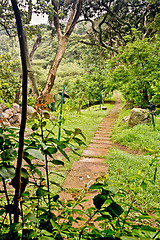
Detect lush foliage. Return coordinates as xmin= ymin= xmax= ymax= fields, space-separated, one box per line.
xmin=0 ymin=53 xmax=21 ymax=103
xmin=107 ymin=36 xmax=160 ymax=107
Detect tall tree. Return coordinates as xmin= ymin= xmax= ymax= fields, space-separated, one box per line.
xmin=37 ymin=0 xmax=83 ymax=102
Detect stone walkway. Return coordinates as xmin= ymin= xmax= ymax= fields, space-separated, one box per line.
xmin=60 ymin=92 xmax=121 ymax=207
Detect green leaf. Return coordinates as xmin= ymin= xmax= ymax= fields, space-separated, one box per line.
xmin=73 ymin=137 xmax=86 ymax=146
xmin=93 ymin=194 xmax=107 ymax=210
xmin=36 ymin=188 xmax=48 ymax=197
xmin=0 ymin=166 xmax=15 ymax=179
xmin=30 ymin=112 xmax=39 ymax=120
xmin=0 ymin=209 xmax=5 ymax=216
xmin=25 ymin=213 xmax=38 ymax=223
xmin=43 ymin=112 xmax=50 ymax=119
xmin=140 ymin=181 xmax=147 ymax=190
xmin=94 ymin=215 xmax=111 ymax=221
xmin=26 ymin=149 xmax=44 ymax=161
xmin=41 ymin=121 xmax=46 ymax=128
xmin=32 ymin=122 xmax=39 ymax=131
xmin=50 ymin=181 xmax=63 ymax=190
xmin=63 ymin=129 xmax=73 ymax=136
xmin=1 ymin=148 xmax=17 ymax=162
xmin=89 ymin=183 xmax=104 ymax=190
xmin=47 ymin=146 xmax=57 ymax=154
xmin=58 ymin=147 xmax=70 ymax=161
xmin=51 ymin=160 xmax=64 ymax=166
xmin=106 ymin=202 xmax=123 ymax=217
xmin=73 ymin=128 xmax=86 ymax=140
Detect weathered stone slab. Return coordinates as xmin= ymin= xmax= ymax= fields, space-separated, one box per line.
xmin=94 ymin=133 xmax=111 ymax=138
xmin=91 ymin=139 xmax=111 ymax=144
xmin=92 ymin=136 xmax=111 ymax=141
xmin=88 ymin=143 xmax=112 ymax=148
xmin=79 ymin=157 xmax=106 ymax=163
xmin=63 ymin=174 xmax=99 ymax=189
xmin=82 ymin=148 xmax=109 ymax=157
xmin=63 ymin=171 xmax=106 ymax=189
xmin=96 ymin=130 xmax=112 ymax=134
xmin=70 ymin=161 xmax=107 ymax=172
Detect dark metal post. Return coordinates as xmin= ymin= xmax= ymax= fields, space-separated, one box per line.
xmin=100 ymin=92 xmax=102 ymax=110
xmin=58 ymin=85 xmax=65 ymax=141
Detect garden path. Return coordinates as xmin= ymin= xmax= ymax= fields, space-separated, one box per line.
xmin=59 ymin=91 xmax=121 ymax=209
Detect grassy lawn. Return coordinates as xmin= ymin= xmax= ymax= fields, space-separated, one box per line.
xmin=104 ymin=105 xmax=160 ymax=213
xmin=112 ymin=107 xmax=160 ymax=152
xmin=105 ymin=148 xmax=160 ymax=210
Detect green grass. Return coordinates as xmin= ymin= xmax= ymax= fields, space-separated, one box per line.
xmin=104 ymin=105 xmax=160 ymax=212
xmin=112 ymin=107 xmax=160 ymax=152
xmin=105 ymin=148 xmax=160 ymax=210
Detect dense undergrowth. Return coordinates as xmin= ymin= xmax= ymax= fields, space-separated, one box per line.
xmin=0 ymin=100 xmax=160 ymax=239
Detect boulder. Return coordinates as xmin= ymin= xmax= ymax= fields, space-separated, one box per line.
xmin=128 ymin=108 xmax=151 ymax=127
xmin=0 ymin=103 xmax=6 ymax=112
xmin=122 ymin=101 xmax=134 ymax=110
xmin=11 ymin=103 xmax=21 ymax=113
xmin=3 ymin=108 xmax=17 ymax=119
xmin=118 ymin=116 xmax=130 ymax=126
xmin=9 ymin=113 xmax=21 ymax=126
xmin=27 ymin=106 xmax=36 ymax=119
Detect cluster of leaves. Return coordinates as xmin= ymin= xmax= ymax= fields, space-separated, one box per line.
xmin=82 ymin=0 xmax=160 ymax=54
xmin=0 ymin=103 xmax=86 ymax=239
xmin=0 ymin=53 xmax=21 ymax=104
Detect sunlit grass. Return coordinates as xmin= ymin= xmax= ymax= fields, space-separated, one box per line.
xmin=112 ymin=107 xmax=160 ymax=151
xmin=105 ymin=148 xmax=160 ymax=210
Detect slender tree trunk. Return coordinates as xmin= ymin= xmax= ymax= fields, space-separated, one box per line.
xmin=36 ymin=0 xmax=83 ymax=103
xmin=11 ymin=0 xmax=28 ymax=224
xmin=37 ymin=35 xmax=69 ymax=103
xmin=25 ymin=35 xmax=40 ymax=98
xmin=29 ymin=36 xmax=41 ymax=65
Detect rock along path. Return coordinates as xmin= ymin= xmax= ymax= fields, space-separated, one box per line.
xmin=60 ymin=92 xmax=121 ymax=208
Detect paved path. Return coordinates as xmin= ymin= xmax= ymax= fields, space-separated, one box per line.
xmin=60 ymin=92 xmax=121 ymax=207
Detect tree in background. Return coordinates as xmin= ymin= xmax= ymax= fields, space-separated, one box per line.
xmin=81 ymin=0 xmax=160 ymax=57
xmin=0 ymin=53 xmax=21 ymax=104
xmin=108 ymin=35 xmax=160 ymax=107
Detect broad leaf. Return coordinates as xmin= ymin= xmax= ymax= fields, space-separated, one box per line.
xmin=0 ymin=166 xmax=15 ymax=179
xmin=73 ymin=128 xmax=86 ymax=140
xmin=90 ymin=183 xmax=104 ymax=190
xmin=47 ymin=147 xmax=57 ymax=154
xmin=106 ymin=202 xmax=123 ymax=217
xmin=25 ymin=213 xmax=38 ymax=223
xmin=51 ymin=160 xmax=64 ymax=166
xmin=26 ymin=149 xmax=44 ymax=161
xmin=1 ymin=148 xmax=17 ymax=162
xmin=93 ymin=194 xmax=107 ymax=210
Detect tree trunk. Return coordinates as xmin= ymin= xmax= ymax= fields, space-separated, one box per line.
xmin=11 ymin=0 xmax=28 ymax=224
xmin=37 ymin=35 xmax=69 ymax=103
xmin=24 ymin=35 xmax=40 ymax=98
xmin=36 ymin=0 xmax=83 ymax=103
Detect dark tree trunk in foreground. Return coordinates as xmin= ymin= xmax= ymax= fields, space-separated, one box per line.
xmin=11 ymin=0 xmax=28 ymax=223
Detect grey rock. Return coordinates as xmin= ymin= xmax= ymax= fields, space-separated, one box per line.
xmin=118 ymin=116 xmax=130 ymax=126
xmin=0 ymin=103 xmax=6 ymax=112
xmin=128 ymin=108 xmax=151 ymax=127
xmin=27 ymin=106 xmax=36 ymax=119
